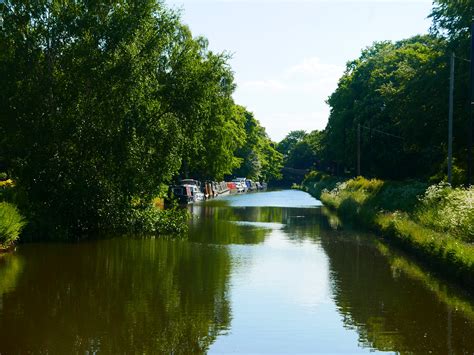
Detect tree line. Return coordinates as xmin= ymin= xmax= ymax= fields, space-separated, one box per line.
xmin=279 ymin=0 xmax=473 ymax=185
xmin=0 ymin=0 xmax=282 ymax=240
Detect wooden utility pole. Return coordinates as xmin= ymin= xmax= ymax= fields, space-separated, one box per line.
xmin=469 ymin=20 xmax=474 ymax=186
xmin=357 ymin=123 xmax=361 ymax=176
xmin=448 ymin=52 xmax=455 ymax=185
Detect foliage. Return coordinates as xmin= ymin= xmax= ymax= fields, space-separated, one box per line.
xmin=0 ymin=179 xmax=14 ymax=188
xmin=430 ymin=0 xmax=473 ymax=43
xmin=429 ymin=1 xmax=472 ymax=184
xmin=302 ymin=170 xmax=341 ymax=199
xmin=0 ymin=202 xmax=25 ymax=248
xmin=129 ymin=206 xmax=189 ymax=236
xmin=0 ymin=0 xmax=272 ymax=239
xmin=277 ymin=130 xmax=306 ymax=157
xmin=310 ymin=2 xmax=474 ymax=182
xmin=318 ymin=177 xmax=427 ymax=224
xmin=278 ymin=130 xmax=324 ymax=170
xmin=232 ymin=106 xmax=283 ymax=181
xmin=416 ymin=183 xmax=474 ymax=242
xmin=322 ymin=35 xmax=451 ymax=180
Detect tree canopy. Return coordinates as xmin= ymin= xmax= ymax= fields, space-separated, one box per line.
xmin=232 ymin=106 xmax=283 ymax=182
xmin=0 ymin=0 xmax=279 ymax=238
xmin=280 ymin=26 xmax=470 ymax=183
xmin=323 ymin=35 xmax=450 ymax=179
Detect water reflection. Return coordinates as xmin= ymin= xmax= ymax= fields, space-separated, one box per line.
xmin=189 ymin=203 xmax=320 ymax=245
xmin=1 ymin=190 xmax=474 ymax=354
xmin=0 ymin=253 xmax=25 ymax=313
xmin=319 ymin=211 xmax=474 ymax=354
xmin=0 ymin=239 xmax=231 ymax=353
xmin=0 ymin=253 xmax=24 ymax=292
xmin=189 ymin=204 xmax=270 ymax=245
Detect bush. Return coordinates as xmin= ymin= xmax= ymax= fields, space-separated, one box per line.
xmin=320 ymin=178 xmax=427 ymax=215
xmin=302 ymin=171 xmax=341 ymax=199
xmin=128 ymin=206 xmax=189 ymax=236
xmin=416 ymin=183 xmax=474 ymax=242
xmin=0 ymin=202 xmax=26 ymax=249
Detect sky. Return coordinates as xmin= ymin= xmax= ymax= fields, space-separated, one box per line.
xmin=167 ymin=0 xmax=433 ymax=142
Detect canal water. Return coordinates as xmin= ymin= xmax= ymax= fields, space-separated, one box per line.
xmin=0 ymin=190 xmax=474 ymax=353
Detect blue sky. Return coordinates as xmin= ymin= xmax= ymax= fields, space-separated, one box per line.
xmin=167 ymin=0 xmax=433 ymax=141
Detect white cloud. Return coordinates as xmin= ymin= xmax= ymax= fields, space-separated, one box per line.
xmin=288 ymin=57 xmax=343 ymax=77
xmin=240 ymin=57 xmax=344 ymax=95
xmin=240 ymin=79 xmax=287 ymax=92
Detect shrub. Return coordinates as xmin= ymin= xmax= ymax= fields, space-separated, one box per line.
xmin=302 ymin=171 xmax=341 ymax=199
xmin=128 ymin=206 xmax=189 ymax=236
xmin=0 ymin=202 xmax=26 ymax=248
xmin=416 ymin=183 xmax=474 ymax=242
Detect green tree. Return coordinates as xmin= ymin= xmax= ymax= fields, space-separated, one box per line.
xmin=232 ymin=106 xmax=282 ymax=181
xmin=430 ymin=0 xmax=473 ymax=43
xmin=430 ymin=0 xmax=472 ymax=184
xmin=277 ymin=130 xmax=307 ymax=158
xmin=284 ymin=130 xmax=324 ymax=170
xmin=0 ymin=0 xmax=245 ymax=238
xmin=323 ymin=35 xmax=449 ymax=179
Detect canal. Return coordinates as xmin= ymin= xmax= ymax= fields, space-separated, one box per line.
xmin=0 ymin=190 xmax=473 ymax=353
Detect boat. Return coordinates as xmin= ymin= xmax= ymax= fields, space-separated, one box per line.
xmin=233 ymin=178 xmax=248 ymax=192
xmin=187 ymin=184 xmax=205 ymax=202
xmin=170 ymin=185 xmax=193 ymax=204
xmin=171 ymin=180 xmax=205 ymax=204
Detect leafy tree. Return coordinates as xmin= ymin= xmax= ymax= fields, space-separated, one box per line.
xmin=283 ymin=130 xmax=324 ymax=170
xmin=0 ymin=0 xmax=250 ymax=238
xmin=323 ymin=35 xmax=450 ymax=180
xmin=232 ymin=106 xmax=282 ymax=181
xmin=156 ymin=26 xmax=245 ymax=181
xmin=277 ymin=130 xmax=307 ymax=158
xmin=430 ymin=0 xmax=472 ymax=184
xmin=430 ymin=0 xmax=473 ymax=43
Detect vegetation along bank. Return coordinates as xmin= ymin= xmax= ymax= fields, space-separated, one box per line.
xmin=0 ymin=1 xmax=283 ymax=246
xmin=302 ymin=172 xmax=474 ymax=291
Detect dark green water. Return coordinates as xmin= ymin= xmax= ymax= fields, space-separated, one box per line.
xmin=1 ymin=190 xmax=474 ymax=353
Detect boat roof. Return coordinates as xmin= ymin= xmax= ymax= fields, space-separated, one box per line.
xmin=181 ymin=179 xmax=199 ymax=184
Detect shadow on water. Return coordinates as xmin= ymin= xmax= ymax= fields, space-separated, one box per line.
xmin=319 ymin=208 xmax=474 ymax=354
xmin=0 ymin=238 xmax=232 ymax=353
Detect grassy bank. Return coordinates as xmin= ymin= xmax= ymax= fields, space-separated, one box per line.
xmin=302 ymin=172 xmax=474 ymax=291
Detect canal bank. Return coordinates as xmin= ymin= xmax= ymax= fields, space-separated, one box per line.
xmin=301 ymin=173 xmax=474 ymax=293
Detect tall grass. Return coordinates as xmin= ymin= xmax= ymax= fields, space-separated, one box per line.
xmin=0 ymin=202 xmax=26 ymax=249
xmin=317 ymin=177 xmax=427 ymax=227
xmin=416 ymin=183 xmax=474 ymax=242
xmin=302 ymin=171 xmax=342 ymax=199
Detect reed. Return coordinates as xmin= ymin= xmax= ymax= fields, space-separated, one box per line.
xmin=0 ymin=202 xmax=26 ymax=250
